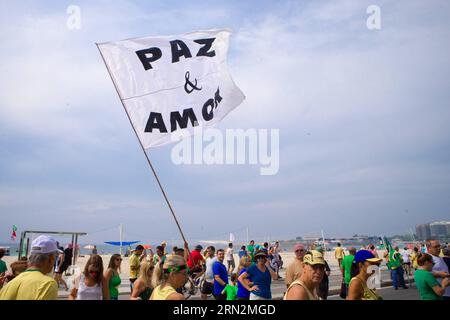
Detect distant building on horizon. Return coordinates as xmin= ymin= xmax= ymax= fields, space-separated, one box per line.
xmin=430 ymin=221 xmax=450 ymax=238
xmin=416 ymin=221 xmax=450 ymax=240
xmin=416 ymin=223 xmax=431 ymax=240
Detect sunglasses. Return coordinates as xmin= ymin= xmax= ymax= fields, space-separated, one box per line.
xmin=116 ymin=258 xmax=123 ymax=261
xmin=164 ymin=265 xmax=187 ymax=273
xmin=295 ymin=249 xmax=305 ymax=253
xmin=311 ymin=264 xmax=325 ymax=271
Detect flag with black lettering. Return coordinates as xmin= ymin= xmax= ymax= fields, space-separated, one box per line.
xmin=97 ymin=29 xmax=245 ymax=148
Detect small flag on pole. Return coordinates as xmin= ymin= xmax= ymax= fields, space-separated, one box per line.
xmin=11 ymin=225 xmax=17 ymax=241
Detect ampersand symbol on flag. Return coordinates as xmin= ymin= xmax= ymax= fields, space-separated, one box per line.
xmin=184 ymin=71 xmax=202 ymax=94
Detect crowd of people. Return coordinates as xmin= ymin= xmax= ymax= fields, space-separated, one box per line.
xmin=0 ymin=235 xmax=449 ymax=300
xmin=336 ymin=240 xmax=450 ymax=300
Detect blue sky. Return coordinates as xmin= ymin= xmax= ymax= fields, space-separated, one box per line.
xmin=1 ymin=0 xmax=449 ymax=245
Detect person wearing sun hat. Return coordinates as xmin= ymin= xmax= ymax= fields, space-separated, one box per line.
xmin=0 ymin=235 xmax=59 ymax=300
xmin=347 ymin=250 xmax=383 ymax=300
xmin=284 ymin=250 xmax=325 ymax=300
xmin=238 ymin=250 xmax=278 ymax=300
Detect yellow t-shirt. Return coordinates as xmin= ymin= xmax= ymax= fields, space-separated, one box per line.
xmin=335 ymin=247 xmax=345 ymax=259
xmin=129 ymin=254 xmax=140 ymax=279
xmin=150 ymin=284 xmax=177 ymax=300
xmin=0 ymin=269 xmax=58 ymax=300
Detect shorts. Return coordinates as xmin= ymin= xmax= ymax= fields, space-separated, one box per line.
xmin=130 ymin=278 xmax=137 ymax=291
xmin=60 ymin=264 xmax=69 ymax=274
xmin=237 ymin=296 xmax=249 ymax=300
xmin=403 ymin=262 xmax=411 ymax=266
xmin=201 ymin=281 xmax=214 ymax=295
xmin=227 ymin=259 xmax=235 ymax=269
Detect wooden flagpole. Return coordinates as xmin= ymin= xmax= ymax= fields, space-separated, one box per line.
xmin=96 ymin=44 xmax=190 ymax=248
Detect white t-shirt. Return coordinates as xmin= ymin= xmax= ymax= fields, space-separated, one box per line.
xmin=431 ymin=255 xmax=450 ymax=297
xmin=401 ymin=250 xmax=410 ymax=263
xmin=225 ymin=248 xmax=234 ymax=261
xmin=72 ymin=274 xmax=103 ymax=300
xmin=205 ymin=257 xmax=217 ymax=283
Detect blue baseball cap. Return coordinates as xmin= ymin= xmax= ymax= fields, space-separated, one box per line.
xmin=354 ymin=250 xmax=382 ymax=263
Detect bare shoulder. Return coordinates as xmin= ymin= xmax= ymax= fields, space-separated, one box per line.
xmin=285 ymin=283 xmax=308 ymax=300
xmin=133 ymin=279 xmax=144 ymax=289
xmin=347 ymin=278 xmax=364 ymax=300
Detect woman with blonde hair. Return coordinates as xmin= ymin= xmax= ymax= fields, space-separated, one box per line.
xmin=150 ymin=254 xmax=187 ymax=300
xmin=238 ymin=250 xmax=278 ymax=300
xmin=236 ymin=255 xmax=253 ymax=300
xmin=130 ymin=260 xmax=154 ymax=300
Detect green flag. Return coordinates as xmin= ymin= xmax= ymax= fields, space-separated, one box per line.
xmin=383 ymin=236 xmax=401 ymax=269
xmin=383 ymin=236 xmax=394 ymax=253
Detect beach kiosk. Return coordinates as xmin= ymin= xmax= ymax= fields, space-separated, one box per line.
xmin=18 ymin=230 xmax=87 ymax=267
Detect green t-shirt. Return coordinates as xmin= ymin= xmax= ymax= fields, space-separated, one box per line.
xmin=223 ymin=284 xmax=238 ymax=300
xmin=0 ymin=260 xmax=7 ymax=274
xmin=342 ymin=255 xmax=354 ymax=285
xmin=247 ymin=245 xmax=255 ymax=259
xmin=414 ymin=269 xmax=443 ymax=300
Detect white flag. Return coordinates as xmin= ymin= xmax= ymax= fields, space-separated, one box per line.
xmin=98 ymin=29 xmax=245 ymax=148
xmin=229 ymin=233 xmax=235 ymax=242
